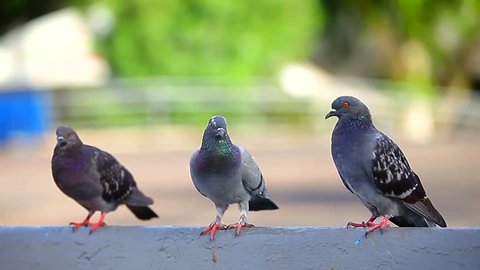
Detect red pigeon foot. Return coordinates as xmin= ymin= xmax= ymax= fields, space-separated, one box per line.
xmin=365 ymin=216 xmax=391 ymax=237
xmin=200 ymin=222 xmax=226 ymax=240
xmin=227 ymin=222 xmax=255 ymax=237
xmin=347 ymin=217 xmax=377 ymax=228
xmin=88 ymin=213 xmax=107 ymax=234
xmin=70 ymin=211 xmax=94 ymax=232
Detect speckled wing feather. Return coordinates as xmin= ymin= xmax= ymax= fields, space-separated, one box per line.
xmin=371 ymin=133 xmax=426 ymax=202
xmin=371 ymin=133 xmax=446 ymax=227
xmin=89 ymin=146 xmax=135 ymax=203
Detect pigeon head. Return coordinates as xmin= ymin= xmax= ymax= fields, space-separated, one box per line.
xmin=206 ymin=115 xmax=228 ymax=140
xmin=325 ymin=96 xmax=372 ymax=123
xmin=201 ymin=115 xmax=235 ymax=153
xmin=55 ymin=126 xmax=83 ymax=149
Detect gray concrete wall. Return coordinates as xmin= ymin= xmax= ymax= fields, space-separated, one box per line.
xmin=0 ymin=226 xmax=479 ymax=270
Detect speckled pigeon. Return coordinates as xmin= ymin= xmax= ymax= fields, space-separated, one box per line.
xmin=51 ymin=126 xmax=158 ymax=233
xmin=325 ymin=96 xmax=446 ymax=236
xmin=190 ymin=115 xmax=278 ymax=239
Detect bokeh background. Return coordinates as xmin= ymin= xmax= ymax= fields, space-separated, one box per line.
xmin=0 ymin=1 xmax=479 ymax=228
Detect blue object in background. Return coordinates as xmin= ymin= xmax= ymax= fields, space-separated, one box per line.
xmin=0 ymin=89 xmax=52 ymax=144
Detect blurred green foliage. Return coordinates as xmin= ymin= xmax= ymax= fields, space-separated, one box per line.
xmin=3 ymin=0 xmax=479 ymax=89
xmin=75 ymin=0 xmax=321 ymax=79
xmin=316 ymin=0 xmax=480 ymax=94
xmin=60 ymin=0 xmax=479 ymax=126
xmin=3 ymin=0 xmax=480 ymax=127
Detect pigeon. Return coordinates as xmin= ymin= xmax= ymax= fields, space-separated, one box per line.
xmin=325 ymin=96 xmax=446 ymax=236
xmin=190 ymin=115 xmax=278 ymax=239
xmin=51 ymin=126 xmax=158 ymax=233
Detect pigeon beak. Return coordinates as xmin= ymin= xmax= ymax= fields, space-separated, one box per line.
xmin=215 ymin=128 xmax=225 ymax=138
xmin=325 ymin=110 xmax=337 ymax=119
xmin=56 ymin=136 xmax=67 ymax=146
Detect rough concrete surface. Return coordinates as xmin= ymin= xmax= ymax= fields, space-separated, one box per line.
xmin=0 ymin=226 xmax=479 ymax=270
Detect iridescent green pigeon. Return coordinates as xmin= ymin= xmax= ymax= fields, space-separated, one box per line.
xmin=190 ymin=116 xmax=278 ymax=239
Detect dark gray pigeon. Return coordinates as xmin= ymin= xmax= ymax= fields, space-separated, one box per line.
xmin=190 ymin=115 xmax=278 ymax=239
xmin=51 ymin=126 xmax=158 ymax=233
xmin=326 ymin=96 xmax=446 ymax=236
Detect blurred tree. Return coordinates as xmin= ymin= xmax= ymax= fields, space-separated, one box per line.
xmin=314 ymin=0 xmax=480 ymax=93
xmin=3 ymin=0 xmax=479 ymax=91
xmin=73 ymin=0 xmax=321 ymax=79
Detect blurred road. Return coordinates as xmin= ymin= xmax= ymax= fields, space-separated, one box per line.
xmin=0 ymin=126 xmax=478 ymax=228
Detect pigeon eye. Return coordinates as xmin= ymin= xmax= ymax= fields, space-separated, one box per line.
xmin=343 ymin=101 xmax=350 ymax=108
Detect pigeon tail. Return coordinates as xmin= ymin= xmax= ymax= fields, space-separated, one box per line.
xmin=123 ymin=189 xmax=154 ymax=206
xmin=126 ymin=205 xmax=158 ymax=220
xmin=249 ymin=195 xmax=279 ymax=211
xmin=403 ymin=198 xmax=447 ymax=227
xmin=389 ymin=215 xmax=429 ymax=227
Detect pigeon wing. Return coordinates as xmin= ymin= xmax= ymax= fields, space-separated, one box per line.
xmin=90 ymin=146 xmax=135 ymax=203
xmin=189 ymin=151 xmax=209 ymax=198
xmin=371 ymin=133 xmax=426 ymax=202
xmin=239 ymin=147 xmax=264 ymax=195
xmin=370 ymin=133 xmax=446 ymax=227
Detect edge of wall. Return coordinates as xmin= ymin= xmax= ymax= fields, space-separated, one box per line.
xmin=1 ymin=226 xmax=479 ymax=269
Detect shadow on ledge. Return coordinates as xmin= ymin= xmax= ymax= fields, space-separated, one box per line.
xmin=0 ymin=226 xmax=479 ymax=270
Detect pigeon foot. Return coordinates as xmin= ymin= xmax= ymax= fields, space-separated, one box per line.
xmin=347 ymin=217 xmax=377 ymax=228
xmin=200 ymin=222 xmax=226 ymax=240
xmin=226 ymin=222 xmax=255 ymax=237
xmin=347 ymin=221 xmax=377 ymax=228
xmin=69 ymin=211 xmax=95 ymax=232
xmin=88 ymin=213 xmax=106 ymax=234
xmin=88 ymin=221 xmax=106 ymax=234
xmin=69 ymin=220 xmax=90 ymax=231
xmin=364 ymin=216 xmax=390 ymax=237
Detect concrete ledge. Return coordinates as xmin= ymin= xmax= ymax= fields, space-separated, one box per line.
xmin=0 ymin=226 xmax=479 ymax=269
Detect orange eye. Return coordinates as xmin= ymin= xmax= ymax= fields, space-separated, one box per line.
xmin=343 ymin=101 xmax=350 ymax=108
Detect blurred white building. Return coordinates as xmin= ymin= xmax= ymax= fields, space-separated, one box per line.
xmin=0 ymin=8 xmax=110 ymax=89
xmin=0 ymin=8 xmax=111 ymax=144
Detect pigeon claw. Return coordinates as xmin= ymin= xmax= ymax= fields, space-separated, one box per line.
xmin=200 ymin=222 xmax=226 ymax=240
xmin=88 ymin=221 xmax=106 ymax=234
xmin=364 ymin=216 xmax=391 ymax=238
xmin=69 ymin=211 xmax=95 ymax=232
xmin=88 ymin=212 xmax=107 ymax=234
xmin=69 ymin=221 xmax=89 ymax=232
xmin=227 ymin=223 xmax=255 ymax=237
xmin=347 ymin=220 xmax=376 ymax=228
